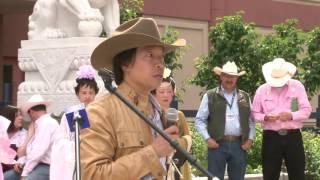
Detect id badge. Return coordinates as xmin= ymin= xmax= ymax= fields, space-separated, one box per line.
xmin=226 ymin=114 xmax=235 ymax=122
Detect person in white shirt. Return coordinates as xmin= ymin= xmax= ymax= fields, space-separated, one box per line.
xmin=50 ymin=65 xmax=99 ymax=180
xmin=0 ymin=106 xmax=27 ymax=172
xmin=4 ymin=94 xmax=59 ymax=180
xmin=0 ymin=115 xmax=17 ymax=180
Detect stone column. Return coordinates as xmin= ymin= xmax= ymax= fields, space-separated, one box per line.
xmin=17 ymin=37 xmax=106 ymax=115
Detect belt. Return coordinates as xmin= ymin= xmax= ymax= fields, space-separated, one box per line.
xmin=263 ymin=129 xmax=300 ymax=136
xmin=222 ymin=135 xmax=241 ymax=141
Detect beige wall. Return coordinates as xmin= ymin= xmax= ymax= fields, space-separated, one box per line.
xmin=144 ymin=16 xmax=209 ymax=110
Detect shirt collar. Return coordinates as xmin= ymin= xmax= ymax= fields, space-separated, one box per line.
xmin=117 ymin=81 xmax=153 ymax=113
xmin=35 ymin=114 xmax=50 ymax=126
xmin=219 ymin=85 xmax=237 ymax=95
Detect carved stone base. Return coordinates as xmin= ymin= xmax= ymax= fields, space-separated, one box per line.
xmin=17 ymin=37 xmax=106 ymax=115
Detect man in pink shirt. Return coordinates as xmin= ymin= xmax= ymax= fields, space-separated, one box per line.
xmin=252 ymin=58 xmax=312 ymax=180
xmin=4 ymin=94 xmax=59 ymax=180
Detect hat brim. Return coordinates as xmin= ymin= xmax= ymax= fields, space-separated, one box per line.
xmin=21 ymin=101 xmax=50 ymax=114
xmin=262 ymin=61 xmax=296 ymax=87
xmin=212 ymin=67 xmax=246 ymax=76
xmin=91 ymin=33 xmax=186 ymax=70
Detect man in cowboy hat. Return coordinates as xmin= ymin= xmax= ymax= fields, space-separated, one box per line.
xmin=4 ymin=94 xmax=59 ymax=180
xmin=80 ymin=17 xmax=186 ymax=180
xmin=195 ymin=61 xmax=255 ymax=180
xmin=252 ymin=58 xmax=312 ymax=180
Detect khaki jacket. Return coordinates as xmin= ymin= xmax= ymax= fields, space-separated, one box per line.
xmin=80 ymin=82 xmax=165 ymax=180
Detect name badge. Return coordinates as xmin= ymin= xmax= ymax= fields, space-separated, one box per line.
xmin=226 ymin=114 xmax=235 ymax=122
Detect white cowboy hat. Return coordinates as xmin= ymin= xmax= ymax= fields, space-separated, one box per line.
xmin=212 ymin=61 xmax=246 ymax=76
xmin=21 ymin=94 xmax=50 ymax=114
xmin=91 ymin=17 xmax=186 ymax=70
xmin=262 ymin=58 xmax=296 ymax=87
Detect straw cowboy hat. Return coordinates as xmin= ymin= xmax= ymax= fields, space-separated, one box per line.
xmin=91 ymin=17 xmax=186 ymax=70
xmin=21 ymin=94 xmax=50 ymax=114
xmin=213 ymin=61 xmax=246 ymax=76
xmin=262 ymin=58 xmax=296 ymax=87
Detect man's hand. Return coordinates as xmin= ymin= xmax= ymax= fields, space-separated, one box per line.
xmin=13 ymin=163 xmax=23 ymax=173
xmin=264 ymin=114 xmax=279 ymax=122
xmin=207 ymin=138 xmax=219 ymax=149
xmin=152 ymin=126 xmax=179 ymax=157
xmin=241 ymin=139 xmax=253 ymax=151
xmin=279 ymin=112 xmax=292 ymax=121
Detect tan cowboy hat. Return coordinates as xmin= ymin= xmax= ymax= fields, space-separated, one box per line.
xmin=262 ymin=58 xmax=296 ymax=87
xmin=213 ymin=61 xmax=246 ymax=76
xmin=21 ymin=94 xmax=50 ymax=114
xmin=91 ymin=17 xmax=186 ymax=70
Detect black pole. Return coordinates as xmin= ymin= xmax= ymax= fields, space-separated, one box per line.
xmin=98 ymin=68 xmax=214 ymax=179
xmin=316 ymin=95 xmax=320 ymax=131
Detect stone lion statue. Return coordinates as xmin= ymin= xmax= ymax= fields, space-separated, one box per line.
xmin=28 ymin=0 xmax=120 ymax=40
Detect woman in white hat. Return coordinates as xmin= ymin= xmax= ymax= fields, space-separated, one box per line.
xmin=80 ymin=17 xmax=186 ymax=180
xmin=252 ymin=58 xmax=312 ymax=180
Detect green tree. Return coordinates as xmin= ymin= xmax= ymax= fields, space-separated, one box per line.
xmin=190 ymin=13 xmax=320 ymax=97
xmin=301 ymin=27 xmax=320 ymax=96
xmin=119 ymin=2 xmax=187 ymax=75
xmin=189 ymin=13 xmax=261 ymax=96
xmin=161 ymin=26 xmax=188 ymax=74
xmin=120 ymin=0 xmax=144 ymax=23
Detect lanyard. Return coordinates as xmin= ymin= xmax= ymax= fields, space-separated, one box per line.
xmin=225 ymin=91 xmax=236 ymax=109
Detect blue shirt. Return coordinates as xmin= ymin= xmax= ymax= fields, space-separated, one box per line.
xmin=195 ymin=87 xmax=256 ymax=141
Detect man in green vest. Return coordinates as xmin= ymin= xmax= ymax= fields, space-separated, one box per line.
xmin=195 ymin=61 xmax=256 ymax=180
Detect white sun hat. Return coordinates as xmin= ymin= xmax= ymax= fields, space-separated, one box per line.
xmin=212 ymin=61 xmax=246 ymax=76
xmin=21 ymin=94 xmax=50 ymax=114
xmin=262 ymin=58 xmax=296 ymax=87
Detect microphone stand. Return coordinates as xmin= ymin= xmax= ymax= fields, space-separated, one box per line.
xmin=73 ymin=111 xmax=82 ymax=180
xmin=98 ymin=68 xmax=214 ymax=179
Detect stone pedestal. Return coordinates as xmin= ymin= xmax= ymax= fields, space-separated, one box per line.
xmin=17 ymin=37 xmax=106 ymax=115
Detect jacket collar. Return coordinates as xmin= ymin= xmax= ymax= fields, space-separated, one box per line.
xmin=216 ymin=86 xmax=246 ymax=102
xmin=117 ymin=82 xmax=161 ymax=114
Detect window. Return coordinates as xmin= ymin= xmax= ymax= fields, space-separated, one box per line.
xmin=3 ymin=65 xmax=12 ymax=104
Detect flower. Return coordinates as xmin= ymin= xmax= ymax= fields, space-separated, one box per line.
xmin=76 ymin=65 xmax=96 ymax=80
xmin=163 ymin=68 xmax=171 ymax=79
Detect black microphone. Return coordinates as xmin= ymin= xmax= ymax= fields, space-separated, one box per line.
xmin=98 ymin=68 xmax=116 ymax=92
xmin=166 ymin=108 xmax=178 ymax=128
xmin=98 ymin=68 xmax=114 ymax=81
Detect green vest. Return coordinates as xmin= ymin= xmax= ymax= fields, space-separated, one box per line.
xmin=207 ymin=87 xmax=251 ymax=142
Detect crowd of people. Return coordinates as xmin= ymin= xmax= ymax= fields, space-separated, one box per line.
xmin=0 ymin=17 xmax=313 ymax=180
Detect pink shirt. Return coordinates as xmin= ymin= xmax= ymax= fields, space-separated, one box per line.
xmin=252 ymin=79 xmax=312 ymax=131
xmin=22 ymin=114 xmax=59 ymax=177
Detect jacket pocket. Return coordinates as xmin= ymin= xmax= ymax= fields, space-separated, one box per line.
xmin=117 ymin=130 xmax=145 ymax=149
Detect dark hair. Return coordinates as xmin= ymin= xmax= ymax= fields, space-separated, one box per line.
xmin=29 ymin=104 xmax=46 ymax=112
xmin=74 ymin=78 xmax=99 ymax=95
xmin=113 ymin=48 xmax=136 ymax=85
xmin=151 ymin=77 xmax=176 ymax=95
xmin=0 ymin=106 xmax=21 ymax=133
